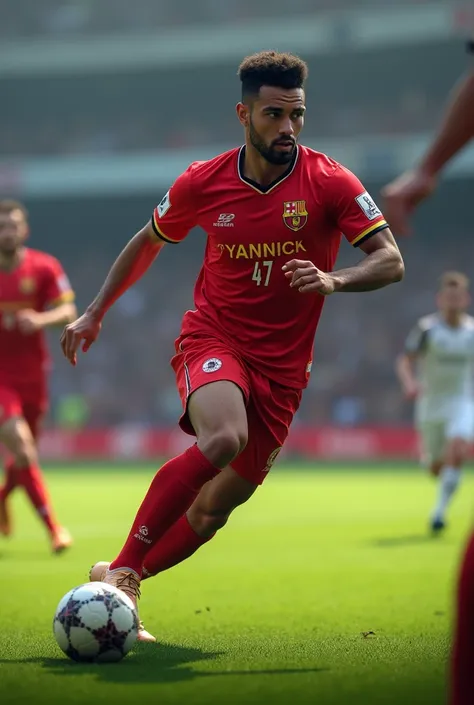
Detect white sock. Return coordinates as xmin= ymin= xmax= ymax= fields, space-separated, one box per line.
xmin=431 ymin=466 xmax=461 ymax=522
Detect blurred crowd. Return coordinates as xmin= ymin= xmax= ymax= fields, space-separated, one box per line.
xmin=1 ymin=0 xmax=432 ymax=40
xmin=45 ymin=229 xmax=474 ymax=430
xmin=3 ymin=0 xmax=472 ymax=431
xmin=0 ymin=86 xmax=436 ymax=158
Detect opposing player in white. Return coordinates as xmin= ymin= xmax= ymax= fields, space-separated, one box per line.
xmin=396 ymin=272 xmax=474 ymax=533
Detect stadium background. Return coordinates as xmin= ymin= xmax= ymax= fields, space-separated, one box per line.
xmin=1 ymin=0 xmax=474 ymax=461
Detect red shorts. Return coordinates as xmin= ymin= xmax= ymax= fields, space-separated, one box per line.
xmin=171 ymin=334 xmax=301 ymax=485
xmin=0 ymin=386 xmax=45 ymax=440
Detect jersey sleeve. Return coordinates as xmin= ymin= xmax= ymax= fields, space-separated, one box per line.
xmin=151 ymin=164 xmax=197 ymax=244
xmin=327 ymin=165 xmax=389 ymax=247
xmin=40 ymin=257 xmax=75 ymax=309
xmin=404 ymin=321 xmax=428 ymax=355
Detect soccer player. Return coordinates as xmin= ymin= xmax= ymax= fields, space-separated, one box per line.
xmin=61 ymin=51 xmax=404 ymax=641
xmin=383 ymin=39 xmax=474 ymax=705
xmin=396 ymin=271 xmax=474 ymax=533
xmin=0 ymin=199 xmax=76 ymax=553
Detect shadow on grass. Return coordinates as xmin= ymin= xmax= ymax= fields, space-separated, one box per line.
xmin=371 ymin=534 xmax=443 ymax=548
xmin=0 ymin=641 xmax=327 ymax=684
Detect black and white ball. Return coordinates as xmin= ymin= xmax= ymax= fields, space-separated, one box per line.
xmin=53 ymin=582 xmax=139 ymax=663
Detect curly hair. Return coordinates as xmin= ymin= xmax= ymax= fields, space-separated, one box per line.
xmin=238 ymin=51 xmax=308 ymax=100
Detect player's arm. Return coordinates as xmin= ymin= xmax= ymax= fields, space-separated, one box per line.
xmin=16 ymin=259 xmax=77 ymax=334
xmin=283 ymin=229 xmax=403 ymax=294
xmin=396 ymin=352 xmax=420 ymax=400
xmin=395 ymin=322 xmax=427 ymax=399
xmin=61 ymin=166 xmax=197 ymax=365
xmin=60 ymin=223 xmax=163 ymax=365
xmin=16 ymin=301 xmax=77 ymax=334
xmin=383 ymin=46 xmax=474 ymax=234
xmin=87 ymin=222 xmax=163 ymax=321
xmin=283 ymin=166 xmax=404 ymax=294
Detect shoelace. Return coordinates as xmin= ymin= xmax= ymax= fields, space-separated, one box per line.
xmin=115 ymin=572 xmax=142 ymax=601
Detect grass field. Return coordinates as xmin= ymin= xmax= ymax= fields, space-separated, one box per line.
xmin=0 ymin=463 xmax=472 ymax=705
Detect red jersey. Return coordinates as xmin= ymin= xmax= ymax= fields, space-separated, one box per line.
xmin=0 ymin=248 xmax=74 ymax=395
xmin=152 ymin=146 xmax=388 ymax=388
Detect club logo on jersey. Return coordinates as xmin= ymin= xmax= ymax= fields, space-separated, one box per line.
xmin=19 ymin=277 xmax=36 ymax=294
xmin=264 ymin=447 xmax=282 ymax=473
xmin=213 ymin=213 xmax=235 ymax=228
xmin=157 ymin=190 xmax=171 ymax=218
xmin=202 ymin=358 xmax=222 ymax=373
xmin=355 ymin=191 xmax=382 ymax=221
xmin=283 ymin=201 xmax=308 ymax=232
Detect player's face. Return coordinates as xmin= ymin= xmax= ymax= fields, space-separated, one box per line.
xmin=0 ymin=209 xmax=28 ymax=256
xmin=437 ymin=286 xmax=470 ymax=314
xmin=238 ymin=86 xmax=305 ymax=165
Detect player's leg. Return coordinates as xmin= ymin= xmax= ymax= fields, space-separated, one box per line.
xmin=430 ymin=436 xmax=467 ymax=532
xmin=0 ymin=417 xmax=38 ymax=534
xmin=0 ymin=388 xmax=27 ymax=536
xmin=141 ymin=373 xmax=299 ymax=578
xmin=418 ymin=421 xmax=450 ymax=531
xmin=90 ymin=340 xmax=251 ymax=641
xmin=107 ymin=379 xmax=247 ymax=571
xmin=141 ymin=465 xmax=257 ymax=578
xmin=0 ymin=460 xmax=18 ymax=536
xmin=418 ymin=421 xmax=445 ymax=477
xmin=19 ymin=403 xmax=72 ymax=552
xmin=449 ymin=531 xmax=474 ymax=705
xmin=430 ymin=408 xmax=472 ymax=532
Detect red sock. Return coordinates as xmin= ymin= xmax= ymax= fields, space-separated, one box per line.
xmin=450 ymin=531 xmax=474 ymax=705
xmin=0 ymin=461 xmax=20 ymax=500
xmin=19 ymin=464 xmax=58 ymax=536
xmin=110 ymin=444 xmax=219 ymax=575
xmin=142 ymin=514 xmax=214 ymax=578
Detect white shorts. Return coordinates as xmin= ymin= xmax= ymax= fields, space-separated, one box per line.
xmin=418 ymin=404 xmax=474 ymax=465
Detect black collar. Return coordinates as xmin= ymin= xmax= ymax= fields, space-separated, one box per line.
xmin=238 ymin=145 xmax=298 ymax=194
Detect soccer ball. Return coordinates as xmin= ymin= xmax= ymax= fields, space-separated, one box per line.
xmin=53 ymin=582 xmax=139 ymax=663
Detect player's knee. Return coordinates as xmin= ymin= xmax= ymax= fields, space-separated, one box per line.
xmin=13 ymin=440 xmax=37 ymax=468
xmin=190 ymin=508 xmax=230 ymax=537
xmin=199 ymin=428 xmax=247 ymax=467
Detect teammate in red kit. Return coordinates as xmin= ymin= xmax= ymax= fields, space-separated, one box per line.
xmin=0 ymin=200 xmax=76 ymax=553
xmin=383 ymin=39 xmax=474 ymax=705
xmin=61 ymin=52 xmax=404 ymax=640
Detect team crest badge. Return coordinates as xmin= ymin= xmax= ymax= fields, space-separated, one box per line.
xmin=19 ymin=277 xmax=36 ymax=294
xmin=283 ymin=201 xmax=308 ymax=232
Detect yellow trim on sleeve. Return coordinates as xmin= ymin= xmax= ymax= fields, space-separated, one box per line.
xmin=152 ymin=211 xmax=181 ymax=244
xmin=48 ymin=291 xmax=75 ymax=307
xmin=351 ymin=219 xmax=388 ymax=245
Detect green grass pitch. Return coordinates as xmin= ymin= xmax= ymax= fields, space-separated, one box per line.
xmin=0 ymin=463 xmax=472 ymax=705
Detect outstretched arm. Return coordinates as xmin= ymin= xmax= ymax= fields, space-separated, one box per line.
xmin=60 ymin=222 xmax=163 ymax=365
xmin=87 ymin=222 xmax=163 ymax=319
xmin=283 ymin=229 xmax=404 ymax=294
xmin=383 ymin=61 xmax=474 ymax=235
xmin=419 ymin=69 xmax=474 ymax=177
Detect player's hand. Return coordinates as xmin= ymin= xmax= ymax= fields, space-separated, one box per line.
xmin=16 ymin=309 xmax=44 ymax=334
xmin=282 ymin=260 xmax=336 ymax=295
xmin=402 ymin=380 xmax=422 ymax=400
xmin=60 ymin=311 xmax=102 ymax=366
xmin=381 ymin=168 xmax=437 ymax=236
